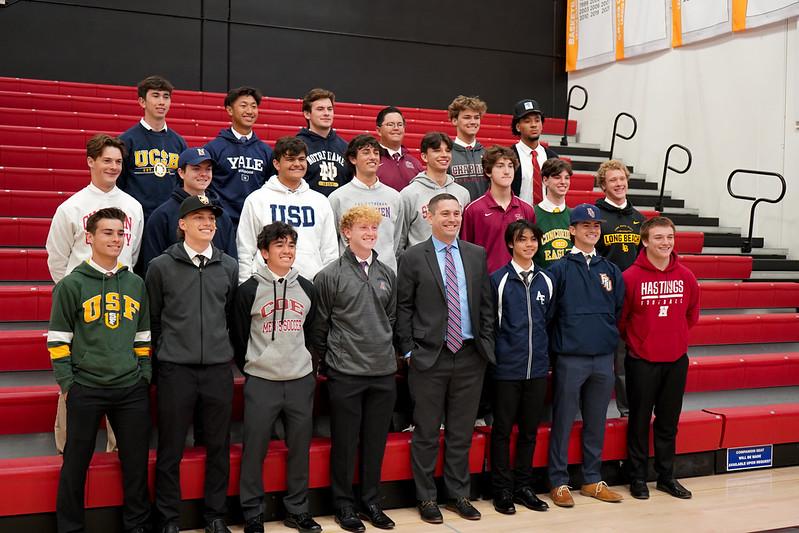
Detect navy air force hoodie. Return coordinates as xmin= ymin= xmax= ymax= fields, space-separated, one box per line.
xmin=296 ymin=127 xmax=351 ymax=196
xmin=204 ymin=128 xmax=274 ymax=224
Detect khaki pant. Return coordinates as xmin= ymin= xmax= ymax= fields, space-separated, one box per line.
xmin=55 ymin=392 xmax=117 ymax=454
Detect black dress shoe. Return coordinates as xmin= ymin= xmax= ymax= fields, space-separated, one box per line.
xmin=335 ymin=506 xmax=366 ymax=532
xmin=284 ymin=512 xmax=322 ymax=533
xmin=513 ymin=487 xmax=549 ymax=512
xmin=359 ymin=503 xmax=395 ymax=529
xmin=205 ymin=518 xmax=231 ymax=533
xmin=445 ymin=497 xmax=481 ymax=520
xmin=630 ymin=479 xmax=650 ymax=499
xmin=492 ymin=489 xmax=516 ymax=515
xmin=657 ymin=478 xmax=692 ymax=499
xmin=243 ymin=513 xmax=265 ymax=533
xmin=417 ymin=500 xmax=443 ymax=524
xmin=160 ymin=525 xmax=179 ymax=533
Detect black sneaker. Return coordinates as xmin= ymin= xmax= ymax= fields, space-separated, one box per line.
xmin=417 ymin=500 xmax=443 ymax=524
xmin=243 ymin=513 xmax=265 ymax=533
xmin=445 ymin=497 xmax=481 ymax=520
xmin=335 ymin=506 xmax=365 ymax=532
xmin=284 ymin=512 xmax=322 ymax=533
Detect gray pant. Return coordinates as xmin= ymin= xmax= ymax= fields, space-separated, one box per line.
xmin=239 ymin=373 xmax=315 ymax=519
xmin=408 ymin=343 xmax=486 ymax=501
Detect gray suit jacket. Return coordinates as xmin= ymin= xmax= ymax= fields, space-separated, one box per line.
xmin=395 ymin=237 xmax=495 ymax=371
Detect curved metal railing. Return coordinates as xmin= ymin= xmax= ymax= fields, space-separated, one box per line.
xmin=727 ymin=169 xmax=787 ymax=253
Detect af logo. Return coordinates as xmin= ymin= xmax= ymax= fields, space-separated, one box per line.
xmin=658 ymin=305 xmax=669 ymax=317
xmin=599 ymin=273 xmax=613 ymax=292
xmin=536 ymin=291 xmax=546 ymax=305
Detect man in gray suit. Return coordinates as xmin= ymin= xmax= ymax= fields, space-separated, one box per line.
xmin=395 ymin=192 xmax=495 ymax=524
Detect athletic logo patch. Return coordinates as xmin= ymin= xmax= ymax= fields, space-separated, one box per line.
xmin=599 ymin=272 xmax=613 ymax=292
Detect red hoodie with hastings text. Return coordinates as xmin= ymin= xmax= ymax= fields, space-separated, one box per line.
xmin=619 ymin=250 xmax=700 ymax=362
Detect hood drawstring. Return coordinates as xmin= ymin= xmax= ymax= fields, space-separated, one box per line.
xmin=270 ymin=277 xmax=288 ymax=342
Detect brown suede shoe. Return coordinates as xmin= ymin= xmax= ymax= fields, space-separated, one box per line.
xmin=580 ymin=481 xmax=624 ymax=503
xmin=549 ymin=485 xmax=575 ymax=508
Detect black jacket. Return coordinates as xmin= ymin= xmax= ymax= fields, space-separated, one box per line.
xmin=146 ymin=242 xmax=238 ymax=365
xmin=594 ymin=198 xmax=647 ymax=271
xmin=511 ymin=143 xmax=560 ymax=197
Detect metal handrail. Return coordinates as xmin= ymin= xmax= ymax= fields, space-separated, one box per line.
xmin=608 ymin=112 xmax=637 ymax=160
xmin=726 ymin=169 xmax=787 ymax=253
xmin=560 ymin=85 xmax=587 ymax=147
xmin=655 ymin=144 xmax=692 ymax=213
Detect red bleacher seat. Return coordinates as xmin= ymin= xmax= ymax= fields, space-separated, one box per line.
xmin=0 ymin=330 xmax=49 ymax=372
xmin=681 ymin=255 xmax=753 ymax=279
xmin=704 ymin=403 xmax=799 ymax=448
xmin=686 ymin=353 xmax=799 ymax=392
xmin=0 ymin=286 xmax=53 ymax=322
xmin=675 ymin=231 xmax=704 ymax=254
xmin=0 ymin=167 xmax=86 ymax=192
xmin=0 ymin=217 xmax=50 ymax=246
xmin=0 ymin=189 xmax=72 ymax=217
xmin=0 ymin=249 xmax=49 ymax=281
xmin=690 ymin=313 xmax=799 ymax=345
xmin=700 ymin=282 xmax=799 ymax=308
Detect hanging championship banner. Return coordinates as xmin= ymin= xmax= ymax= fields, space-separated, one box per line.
xmin=732 ymin=0 xmax=799 ymax=31
xmin=566 ymin=0 xmax=616 ymax=71
xmin=672 ymin=0 xmax=731 ymax=47
xmin=615 ymin=0 xmax=671 ymax=60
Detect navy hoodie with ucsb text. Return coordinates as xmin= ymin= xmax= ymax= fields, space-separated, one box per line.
xmin=204 ymin=129 xmax=274 ymax=224
xmin=119 ymin=123 xmax=188 ymax=219
xmin=296 ymin=127 xmax=351 ymax=196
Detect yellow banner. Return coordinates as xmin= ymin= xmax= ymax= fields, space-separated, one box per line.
xmin=732 ymin=0 xmax=748 ymax=31
xmin=566 ymin=0 xmax=579 ymax=71
xmin=671 ymin=0 xmax=683 ymax=47
xmin=615 ymin=0 xmax=626 ymax=60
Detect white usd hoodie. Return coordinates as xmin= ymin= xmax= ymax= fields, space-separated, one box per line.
xmin=236 ymin=176 xmax=338 ymax=283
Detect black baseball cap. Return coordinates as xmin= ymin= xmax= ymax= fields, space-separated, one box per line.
xmin=179 ymin=194 xmax=223 ymax=218
xmin=511 ymin=99 xmax=545 ymax=135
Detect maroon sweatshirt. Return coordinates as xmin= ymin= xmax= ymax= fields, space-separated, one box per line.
xmin=460 ymin=189 xmax=535 ymax=273
xmin=377 ymin=146 xmax=424 ymax=192
xmin=619 ymin=251 xmax=700 ymax=362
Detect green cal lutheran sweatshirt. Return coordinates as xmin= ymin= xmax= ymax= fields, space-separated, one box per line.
xmin=47 ymin=262 xmax=152 ymax=393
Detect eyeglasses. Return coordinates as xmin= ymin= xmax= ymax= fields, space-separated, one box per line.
xmin=381 ymin=122 xmax=404 ymax=128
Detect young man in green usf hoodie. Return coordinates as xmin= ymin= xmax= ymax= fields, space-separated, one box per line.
xmin=47 ymin=207 xmax=152 ymax=533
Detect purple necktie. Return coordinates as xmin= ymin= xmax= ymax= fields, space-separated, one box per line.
xmin=444 ymin=246 xmax=463 ymax=353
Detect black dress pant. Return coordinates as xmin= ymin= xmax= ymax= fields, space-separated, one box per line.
xmin=490 ymin=377 xmax=547 ymax=494
xmin=625 ymin=354 xmax=688 ymax=481
xmin=327 ymin=369 xmax=396 ymax=510
xmin=155 ymin=362 xmax=233 ymax=526
xmin=408 ymin=343 xmax=486 ymax=501
xmin=57 ymin=381 xmax=151 ymax=533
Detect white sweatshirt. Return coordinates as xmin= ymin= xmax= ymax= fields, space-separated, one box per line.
xmin=236 ymin=176 xmax=338 ymax=283
xmin=45 ymin=183 xmax=144 ymax=283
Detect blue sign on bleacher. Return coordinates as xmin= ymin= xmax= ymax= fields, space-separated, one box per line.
xmin=726 ymin=445 xmax=773 ymax=471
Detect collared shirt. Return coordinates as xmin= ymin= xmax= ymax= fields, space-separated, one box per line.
xmin=571 ymin=246 xmax=596 ymax=267
xmin=380 ymin=144 xmax=402 ymax=159
xmin=139 ymin=118 xmax=167 ymax=132
xmin=516 ymin=141 xmax=547 ymax=203
xmin=266 ymin=266 xmax=288 ymax=282
xmin=350 ymin=176 xmax=381 ymax=191
xmin=510 ymin=259 xmax=535 ymax=282
xmin=603 ymin=197 xmax=628 ymax=209
xmin=87 ymin=258 xmax=121 ymax=276
xmin=431 ymin=236 xmax=473 ymax=341
xmin=353 ymin=251 xmax=373 ymax=276
xmin=183 ymin=242 xmax=213 ymax=267
xmin=538 ymin=197 xmax=567 ymax=213
xmin=230 ymin=127 xmax=253 ymax=142
xmin=454 ymin=137 xmax=476 ymax=150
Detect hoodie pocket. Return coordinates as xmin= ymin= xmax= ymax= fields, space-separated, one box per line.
xmin=75 ymin=350 xmax=137 ymax=382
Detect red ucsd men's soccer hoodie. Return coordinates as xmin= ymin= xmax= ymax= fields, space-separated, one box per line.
xmin=619 ymin=250 xmax=700 ymax=362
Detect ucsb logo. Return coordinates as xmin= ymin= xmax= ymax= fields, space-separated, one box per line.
xmin=270 ymin=204 xmax=316 ymax=227
xmin=133 ymin=149 xmax=179 ymax=177
xmin=82 ymin=293 xmax=140 ymax=329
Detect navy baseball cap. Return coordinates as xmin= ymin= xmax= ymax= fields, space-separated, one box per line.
xmin=178 ymin=147 xmax=213 ymax=169
xmin=179 ymin=194 xmax=223 ymax=218
xmin=570 ymin=203 xmax=606 ymax=224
